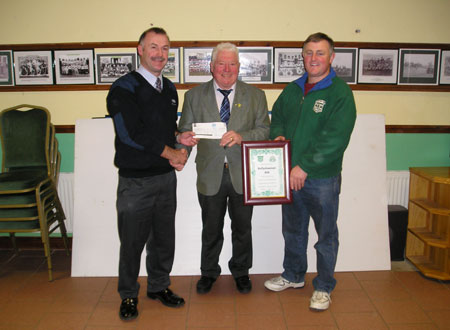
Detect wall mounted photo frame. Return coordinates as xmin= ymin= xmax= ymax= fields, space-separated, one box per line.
xmin=162 ymin=48 xmax=180 ymax=83
xmin=13 ymin=50 xmax=53 ymax=85
xmin=398 ymin=49 xmax=440 ymax=85
xmin=440 ymin=50 xmax=450 ymax=84
xmin=183 ymin=47 xmax=212 ymax=83
xmin=54 ymin=49 xmax=95 ymax=85
xmin=95 ymin=52 xmax=136 ymax=84
xmin=0 ymin=50 xmax=14 ymax=86
xmin=358 ymin=49 xmax=398 ymax=84
xmin=333 ymin=48 xmax=358 ymax=84
xmin=273 ymin=48 xmax=303 ymax=83
xmin=238 ymin=47 xmax=273 ymax=84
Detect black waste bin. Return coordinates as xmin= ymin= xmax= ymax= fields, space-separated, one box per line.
xmin=388 ymin=205 xmax=409 ymax=261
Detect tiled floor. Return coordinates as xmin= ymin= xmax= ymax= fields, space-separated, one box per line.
xmin=0 ymin=249 xmax=449 ymax=329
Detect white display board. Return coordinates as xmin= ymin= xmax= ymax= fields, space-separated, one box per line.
xmin=71 ymin=114 xmax=390 ymax=277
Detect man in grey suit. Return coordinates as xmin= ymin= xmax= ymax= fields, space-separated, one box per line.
xmin=178 ymin=42 xmax=270 ymax=294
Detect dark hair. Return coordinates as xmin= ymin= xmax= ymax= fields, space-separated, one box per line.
xmin=138 ymin=27 xmax=170 ymax=45
xmin=303 ymin=32 xmax=334 ymax=54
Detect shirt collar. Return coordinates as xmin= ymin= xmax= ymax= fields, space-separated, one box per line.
xmin=137 ymin=66 xmax=163 ymax=89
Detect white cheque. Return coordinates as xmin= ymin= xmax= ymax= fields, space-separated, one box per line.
xmin=192 ymin=122 xmax=227 ymax=139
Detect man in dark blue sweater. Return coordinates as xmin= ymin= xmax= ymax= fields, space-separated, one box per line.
xmin=107 ymin=27 xmax=196 ymax=321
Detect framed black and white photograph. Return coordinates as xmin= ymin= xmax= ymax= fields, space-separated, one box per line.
xmin=54 ymin=49 xmax=95 ymax=85
xmin=183 ymin=47 xmax=213 ymax=83
xmin=398 ymin=49 xmax=440 ymax=85
xmin=238 ymin=47 xmax=273 ymax=84
xmin=358 ymin=49 xmax=398 ymax=84
xmin=273 ymin=48 xmax=303 ymax=83
xmin=96 ymin=52 xmax=136 ymax=84
xmin=13 ymin=50 xmax=53 ymax=85
xmin=162 ymin=48 xmax=180 ymax=83
xmin=0 ymin=50 xmax=14 ymax=86
xmin=440 ymin=50 xmax=450 ymax=84
xmin=333 ymin=48 xmax=358 ymax=84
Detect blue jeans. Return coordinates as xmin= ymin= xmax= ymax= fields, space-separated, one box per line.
xmin=281 ymin=175 xmax=341 ymax=293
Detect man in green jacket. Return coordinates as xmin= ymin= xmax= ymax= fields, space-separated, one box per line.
xmin=264 ymin=32 xmax=356 ymax=311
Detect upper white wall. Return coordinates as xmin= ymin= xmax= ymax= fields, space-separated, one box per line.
xmin=1 ymin=0 xmax=449 ymax=43
xmin=0 ymin=0 xmax=449 ymax=125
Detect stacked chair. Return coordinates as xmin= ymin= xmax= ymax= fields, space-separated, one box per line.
xmin=0 ymin=104 xmax=69 ymax=281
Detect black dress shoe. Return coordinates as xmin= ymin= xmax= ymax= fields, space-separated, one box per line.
xmin=235 ymin=275 xmax=252 ymax=294
xmin=147 ymin=288 xmax=185 ymax=308
xmin=119 ymin=297 xmax=138 ymax=321
xmin=197 ymin=276 xmax=216 ymax=294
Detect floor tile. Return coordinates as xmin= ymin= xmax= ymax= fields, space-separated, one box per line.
xmin=333 ymin=272 xmax=362 ymax=291
xmin=187 ymin=302 xmax=235 ymax=328
xmin=426 ymin=310 xmax=450 ymax=329
xmin=35 ymin=312 xmax=90 ymax=330
xmin=235 ymin=291 xmax=283 ymax=314
xmin=236 ymin=313 xmax=286 ymax=329
xmin=1 ymin=249 xmax=449 ymax=330
xmin=373 ymin=299 xmax=431 ymax=324
xmin=136 ymin=311 xmax=186 ymax=329
xmin=86 ymin=301 xmax=136 ymax=328
xmin=333 ymin=311 xmax=388 ymax=329
xmin=388 ymin=324 xmax=439 ymax=329
xmin=329 ymin=289 xmax=376 ymax=313
xmin=359 ymin=278 xmax=412 ymax=301
xmin=282 ymin=299 xmax=336 ymax=327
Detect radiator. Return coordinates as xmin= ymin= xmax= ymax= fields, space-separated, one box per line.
xmin=386 ymin=170 xmax=410 ymax=209
xmin=57 ymin=170 xmax=410 ymax=233
xmin=57 ymin=172 xmax=74 ymax=233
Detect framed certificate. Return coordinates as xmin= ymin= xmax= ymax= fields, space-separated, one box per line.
xmin=241 ymin=140 xmax=292 ymax=205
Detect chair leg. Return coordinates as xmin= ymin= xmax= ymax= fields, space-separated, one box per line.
xmin=9 ymin=233 xmax=19 ymax=255
xmin=40 ymin=231 xmax=53 ymax=282
xmin=59 ymin=220 xmax=71 ymax=256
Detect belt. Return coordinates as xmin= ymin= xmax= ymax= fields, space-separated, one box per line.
xmin=224 ymin=163 xmax=229 ymax=169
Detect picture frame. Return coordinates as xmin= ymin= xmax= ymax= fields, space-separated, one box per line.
xmin=183 ymin=47 xmax=212 ymax=83
xmin=333 ymin=48 xmax=358 ymax=84
xmin=13 ymin=50 xmax=53 ymax=85
xmin=273 ymin=48 xmax=304 ymax=83
xmin=54 ymin=49 xmax=95 ymax=85
xmin=95 ymin=52 xmax=136 ymax=84
xmin=162 ymin=48 xmax=180 ymax=83
xmin=241 ymin=140 xmax=292 ymax=206
xmin=439 ymin=50 xmax=450 ymax=84
xmin=238 ymin=47 xmax=273 ymax=84
xmin=358 ymin=49 xmax=398 ymax=84
xmin=398 ymin=49 xmax=440 ymax=85
xmin=0 ymin=50 xmax=14 ymax=86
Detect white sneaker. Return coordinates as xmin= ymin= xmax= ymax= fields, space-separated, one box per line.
xmin=264 ymin=276 xmax=305 ymax=292
xmin=309 ymin=290 xmax=331 ymax=311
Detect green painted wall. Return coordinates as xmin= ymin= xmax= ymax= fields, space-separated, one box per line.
xmin=386 ymin=134 xmax=450 ymax=170
xmin=56 ymin=133 xmax=449 ymax=173
xmin=56 ymin=133 xmax=75 ymax=172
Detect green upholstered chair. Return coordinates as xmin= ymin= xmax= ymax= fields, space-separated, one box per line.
xmin=0 ymin=104 xmax=69 ymax=281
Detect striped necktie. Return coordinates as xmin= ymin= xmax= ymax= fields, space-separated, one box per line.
xmin=155 ymin=77 xmax=162 ymax=93
xmin=218 ymin=89 xmax=232 ymax=124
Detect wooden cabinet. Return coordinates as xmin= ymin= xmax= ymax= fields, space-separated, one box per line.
xmin=406 ymin=167 xmax=450 ymax=280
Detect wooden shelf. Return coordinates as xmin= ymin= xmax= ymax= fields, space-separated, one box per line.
xmin=407 ymin=255 xmax=450 ymax=281
xmin=410 ymin=198 xmax=450 ymax=216
xmin=406 ymin=167 xmax=450 ymax=280
xmin=408 ymin=227 xmax=450 ymax=248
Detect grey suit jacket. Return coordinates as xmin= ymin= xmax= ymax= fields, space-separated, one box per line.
xmin=179 ymin=79 xmax=270 ymax=196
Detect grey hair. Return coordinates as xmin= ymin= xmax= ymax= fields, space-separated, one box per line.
xmin=211 ymin=42 xmax=239 ymax=64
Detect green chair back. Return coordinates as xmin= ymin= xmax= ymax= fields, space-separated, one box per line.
xmin=0 ymin=105 xmax=50 ymax=174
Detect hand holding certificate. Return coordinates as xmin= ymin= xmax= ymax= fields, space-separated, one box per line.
xmin=192 ymin=122 xmax=227 ymax=139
